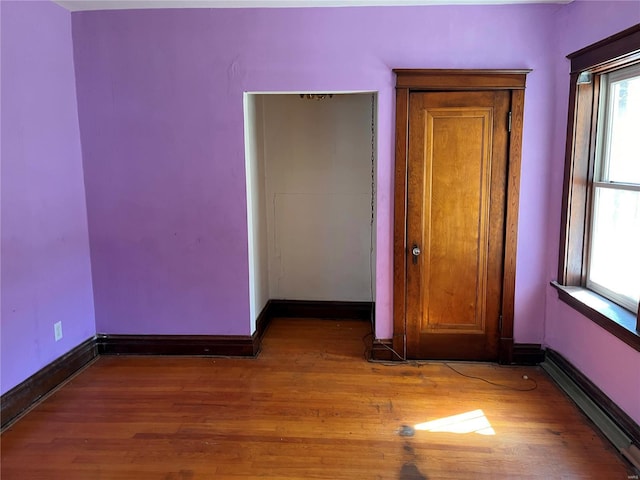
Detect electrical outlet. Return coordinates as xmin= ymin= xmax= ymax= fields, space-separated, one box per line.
xmin=54 ymin=321 xmax=63 ymax=342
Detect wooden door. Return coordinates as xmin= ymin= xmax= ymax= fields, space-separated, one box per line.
xmin=391 ymin=70 xmax=528 ymax=364
xmin=405 ymin=90 xmax=510 ymax=360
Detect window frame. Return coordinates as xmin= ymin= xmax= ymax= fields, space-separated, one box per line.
xmin=555 ymin=24 xmax=640 ymax=351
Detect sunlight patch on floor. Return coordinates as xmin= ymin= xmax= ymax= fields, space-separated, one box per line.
xmin=414 ymin=409 xmax=495 ymax=436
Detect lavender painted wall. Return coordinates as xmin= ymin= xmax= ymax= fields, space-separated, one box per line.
xmin=72 ymin=4 xmax=557 ymax=340
xmin=544 ymin=0 xmax=640 ymax=424
xmin=0 ymin=1 xmax=95 ymax=395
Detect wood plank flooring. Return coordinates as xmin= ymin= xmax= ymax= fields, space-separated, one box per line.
xmin=1 ymin=318 xmax=634 ymax=479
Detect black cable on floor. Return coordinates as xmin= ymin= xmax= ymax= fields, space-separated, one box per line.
xmin=443 ymin=362 xmax=538 ymax=392
xmin=362 ymin=333 xmax=538 ymax=391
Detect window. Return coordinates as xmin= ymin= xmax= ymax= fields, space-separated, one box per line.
xmin=555 ymin=24 xmax=640 ymax=350
xmin=587 ymin=64 xmax=640 ymax=312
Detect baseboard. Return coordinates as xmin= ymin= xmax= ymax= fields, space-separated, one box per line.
xmin=370 ymin=341 xmax=545 ymax=364
xmin=267 ymin=299 xmax=373 ymax=321
xmin=97 ymin=302 xmax=276 ymax=358
xmin=254 ymin=300 xmax=273 ymax=341
xmin=543 ymin=349 xmax=640 ymax=454
xmin=97 ymin=334 xmax=258 ymax=357
xmin=512 ymin=343 xmax=546 ymax=365
xmin=1 ymin=337 xmax=97 ymax=430
xmin=370 ymin=339 xmax=396 ymax=361
xmin=499 ymin=337 xmax=514 ymax=364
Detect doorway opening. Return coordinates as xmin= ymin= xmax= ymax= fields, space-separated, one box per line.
xmin=244 ymin=92 xmax=378 ymax=334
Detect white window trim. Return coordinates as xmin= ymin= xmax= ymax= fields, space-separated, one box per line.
xmin=586 ymin=62 xmax=640 ymax=313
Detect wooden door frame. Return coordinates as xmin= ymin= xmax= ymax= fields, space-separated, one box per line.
xmin=392 ymin=69 xmax=530 ymax=364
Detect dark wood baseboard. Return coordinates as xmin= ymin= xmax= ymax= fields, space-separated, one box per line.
xmin=97 ymin=302 xmax=277 ymax=358
xmin=512 ymin=343 xmax=546 ymax=365
xmin=499 ymin=337 xmax=514 ymax=364
xmin=267 ymin=299 xmax=373 ymax=321
xmin=545 ymin=349 xmax=640 ymax=447
xmin=370 ymin=339 xmax=400 ymax=361
xmin=97 ymin=334 xmax=258 ymax=357
xmin=1 ymin=337 xmax=97 ymax=430
xmin=255 ymin=300 xmax=273 ymax=341
xmin=370 ymin=340 xmax=545 ymax=364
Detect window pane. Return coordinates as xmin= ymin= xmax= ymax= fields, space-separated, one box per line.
xmin=588 ymin=187 xmax=640 ymax=309
xmin=605 ymin=74 xmax=640 ymax=184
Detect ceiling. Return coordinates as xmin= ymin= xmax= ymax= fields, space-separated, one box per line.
xmin=54 ymin=0 xmax=573 ymax=12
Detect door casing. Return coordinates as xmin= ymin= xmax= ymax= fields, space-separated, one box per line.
xmin=392 ymin=69 xmax=530 ymax=364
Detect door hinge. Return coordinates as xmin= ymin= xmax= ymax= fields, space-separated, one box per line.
xmin=507 ymin=111 xmax=512 ymax=133
xmin=498 ymin=314 xmax=503 ymax=331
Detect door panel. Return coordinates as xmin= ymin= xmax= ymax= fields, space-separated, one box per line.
xmin=406 ymin=91 xmax=510 ymax=360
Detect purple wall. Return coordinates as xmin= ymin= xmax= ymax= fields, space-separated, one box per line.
xmin=545 ymin=0 xmax=640 ymax=425
xmin=0 ymin=1 xmax=95 ymax=395
xmin=72 ymin=4 xmax=558 ymax=339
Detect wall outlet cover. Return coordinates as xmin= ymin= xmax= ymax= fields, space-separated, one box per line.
xmin=54 ymin=321 xmax=63 ymax=341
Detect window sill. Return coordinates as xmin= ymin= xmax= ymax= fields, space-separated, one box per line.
xmin=551 ymin=281 xmax=639 ymax=352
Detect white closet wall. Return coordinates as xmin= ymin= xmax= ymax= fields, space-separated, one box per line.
xmin=244 ymin=95 xmax=270 ymax=329
xmin=260 ymin=93 xmax=375 ymax=302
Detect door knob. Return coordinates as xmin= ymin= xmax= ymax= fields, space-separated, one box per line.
xmin=411 ymin=245 xmax=421 ymax=264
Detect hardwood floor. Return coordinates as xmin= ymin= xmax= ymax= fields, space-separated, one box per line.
xmin=1 ymin=318 xmax=634 ymax=479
